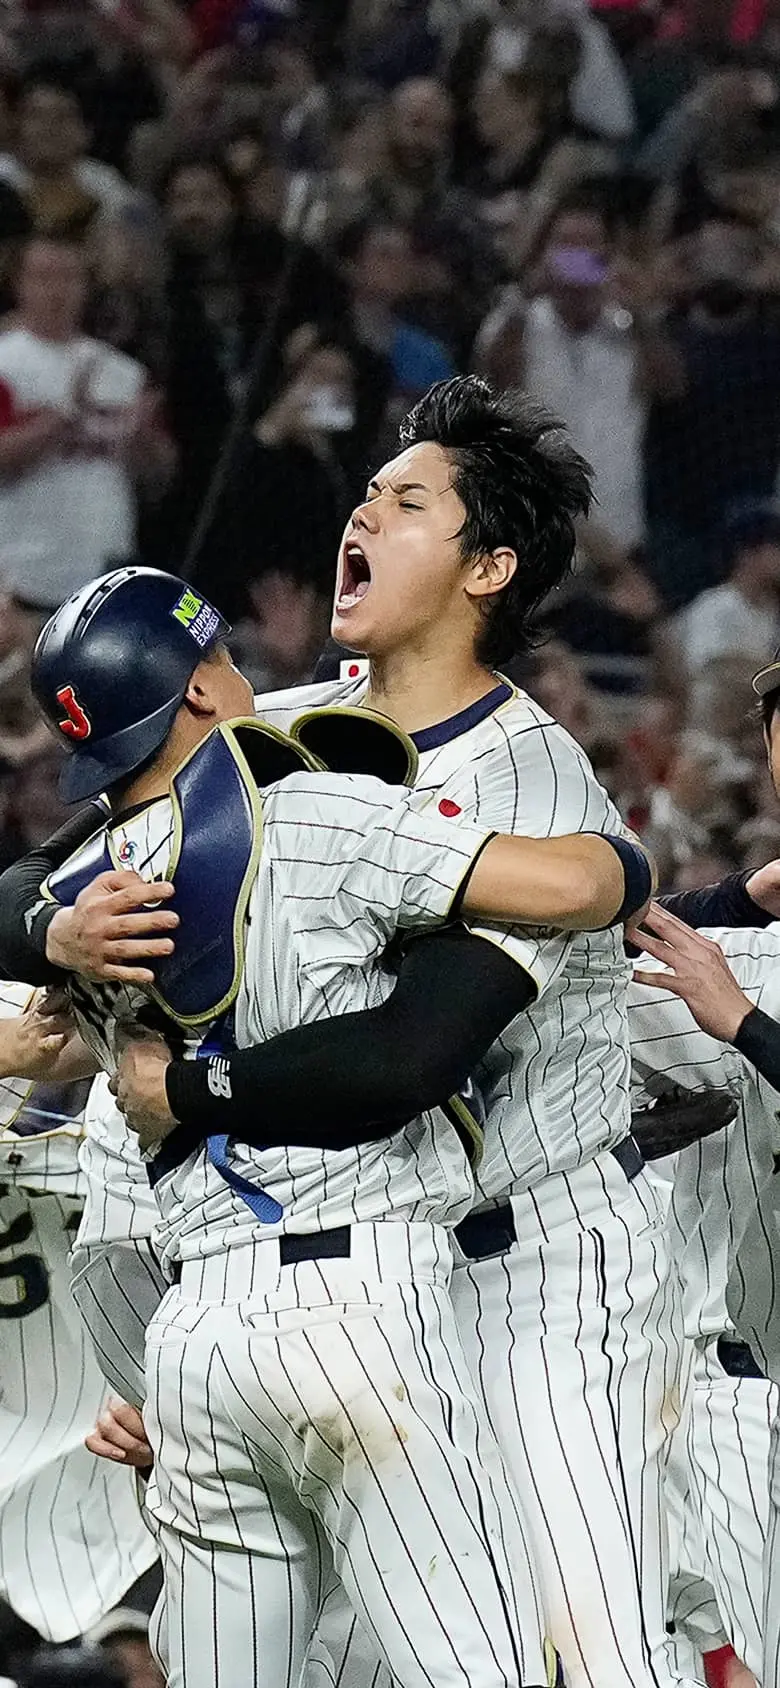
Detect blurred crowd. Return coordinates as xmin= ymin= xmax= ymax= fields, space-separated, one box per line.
xmin=0 ymin=0 xmax=777 ymax=918
xmin=0 ymin=1598 xmax=165 ymax=1687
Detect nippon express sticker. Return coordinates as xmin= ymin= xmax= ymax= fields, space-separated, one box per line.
xmin=171 ymin=589 xmax=221 ymax=648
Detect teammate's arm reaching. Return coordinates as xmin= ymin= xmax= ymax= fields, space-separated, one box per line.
xmin=630 ymin=901 xmax=780 ymax=1100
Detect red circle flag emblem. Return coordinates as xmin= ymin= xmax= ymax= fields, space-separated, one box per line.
xmin=55 ymin=684 xmax=92 ymax=741
xmin=439 ymin=798 xmax=461 ymax=817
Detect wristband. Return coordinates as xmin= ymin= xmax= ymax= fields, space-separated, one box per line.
xmin=596 ymin=834 xmax=653 ymax=924
xmin=164 ymin=1055 xmax=227 ymax=1127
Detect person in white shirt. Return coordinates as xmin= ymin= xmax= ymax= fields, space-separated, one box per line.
xmin=477 ymin=201 xmax=648 ymax=551
xmin=671 ymin=501 xmax=780 ymax=728
xmin=476 ymin=0 xmax=635 ymax=143
xmin=0 ymin=235 xmax=174 ymax=608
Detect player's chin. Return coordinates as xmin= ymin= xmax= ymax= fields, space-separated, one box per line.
xmin=330 ymin=602 xmax=375 ymax=647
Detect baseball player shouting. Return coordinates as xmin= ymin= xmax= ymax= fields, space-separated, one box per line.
xmin=3 ymin=558 xmax=653 ymax=1688
xmin=178 ymin=380 xmax=674 ymax=1688
xmin=66 ymin=377 xmax=679 ymax=1688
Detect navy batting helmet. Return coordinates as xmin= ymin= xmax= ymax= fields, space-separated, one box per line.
xmin=31 ymin=567 xmax=231 ymax=802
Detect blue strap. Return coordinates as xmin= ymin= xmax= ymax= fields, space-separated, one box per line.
xmin=206 ymin=1134 xmax=283 ymax=1224
xmin=200 ymin=1011 xmax=284 ymax=1225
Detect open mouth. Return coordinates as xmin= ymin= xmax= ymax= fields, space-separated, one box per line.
xmin=336 ymin=541 xmax=372 ymax=611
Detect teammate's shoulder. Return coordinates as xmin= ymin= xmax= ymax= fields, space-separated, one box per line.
xmin=485 ymin=685 xmax=594 ymax=763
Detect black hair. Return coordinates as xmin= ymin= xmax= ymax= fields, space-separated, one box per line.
xmin=398 ymin=375 xmax=593 ymax=666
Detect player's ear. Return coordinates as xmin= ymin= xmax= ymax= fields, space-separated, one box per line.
xmin=465 ymin=547 xmax=517 ymax=602
xmin=183 ymin=661 xmax=219 ymax=718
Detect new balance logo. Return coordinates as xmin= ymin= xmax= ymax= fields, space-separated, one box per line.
xmin=207 ymin=1057 xmax=232 ymax=1100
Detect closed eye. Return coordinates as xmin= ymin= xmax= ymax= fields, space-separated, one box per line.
xmin=400 ymin=501 xmax=423 ymax=510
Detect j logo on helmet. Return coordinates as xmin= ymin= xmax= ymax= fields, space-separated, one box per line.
xmin=55 ymin=684 xmax=92 ymax=741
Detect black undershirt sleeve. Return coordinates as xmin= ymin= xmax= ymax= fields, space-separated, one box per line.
xmin=658 ymin=872 xmax=772 ymax=931
xmin=162 ymin=926 xmax=536 ymax=1155
xmin=733 ymin=1007 xmax=780 ymax=1099
xmin=0 ymin=804 xmax=104 ymax=984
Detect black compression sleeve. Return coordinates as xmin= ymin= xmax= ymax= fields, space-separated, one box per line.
xmin=733 ymin=1006 xmax=780 ymax=1098
xmin=164 ymin=926 xmax=535 ymax=1151
xmin=659 ymin=872 xmax=772 ymax=931
xmin=0 ymin=803 xmax=104 ymax=983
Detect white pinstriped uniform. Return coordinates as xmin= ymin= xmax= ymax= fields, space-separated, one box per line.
xmin=266 ymin=678 xmax=684 ymax=1688
xmin=0 ymin=989 xmax=156 ymax=1641
xmin=70 ymin=1074 xmax=165 ymax=1410
xmin=630 ymin=927 xmax=780 ymax=1679
xmin=64 ymin=761 xmax=551 ymax=1688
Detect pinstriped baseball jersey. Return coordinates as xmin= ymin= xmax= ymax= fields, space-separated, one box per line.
xmin=0 ymin=999 xmax=156 ymax=1640
xmin=61 ymin=769 xmax=492 ymax=1268
xmin=75 ymin=1072 xmax=157 ymax=1248
xmin=260 ymin=676 xmax=634 ymax=1200
xmin=261 ymin=676 xmax=632 ymax=1200
xmin=629 ymin=925 xmax=780 ymax=1338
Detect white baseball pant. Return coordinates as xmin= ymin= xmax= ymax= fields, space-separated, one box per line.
xmin=142 ymin=1221 xmax=549 ymax=1688
xmin=678 ymin=1337 xmax=774 ymax=1677
xmin=301 ymin=1148 xmax=696 ymax=1688
xmin=448 ymin=1151 xmax=688 ymax=1688
xmin=762 ymin=1409 xmax=780 ymax=1688
xmin=664 ymin=1339 xmax=727 ymax=1666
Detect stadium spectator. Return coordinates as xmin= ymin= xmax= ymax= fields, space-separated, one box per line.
xmin=644 ymin=217 xmax=780 ymax=605
xmin=476 ymin=197 xmax=668 ymax=550
xmin=338 ymin=217 xmax=452 ymax=408
xmin=237 ymin=330 xmax=360 ymax=599
xmin=378 ymin=77 xmax=455 ymax=221
xmin=664 ymin=500 xmax=780 ymax=726
xmin=0 ymin=235 xmax=174 ymax=609
xmin=451 ymin=0 xmax=636 ymax=145
xmin=0 ymin=74 xmax=140 ymax=237
xmin=229 ymin=566 xmax=330 ymax=692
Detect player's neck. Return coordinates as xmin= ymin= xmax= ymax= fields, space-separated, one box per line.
xmin=112 ymin=721 xmax=208 ymax=810
xmin=364 ymin=645 xmax=498 ymax=736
